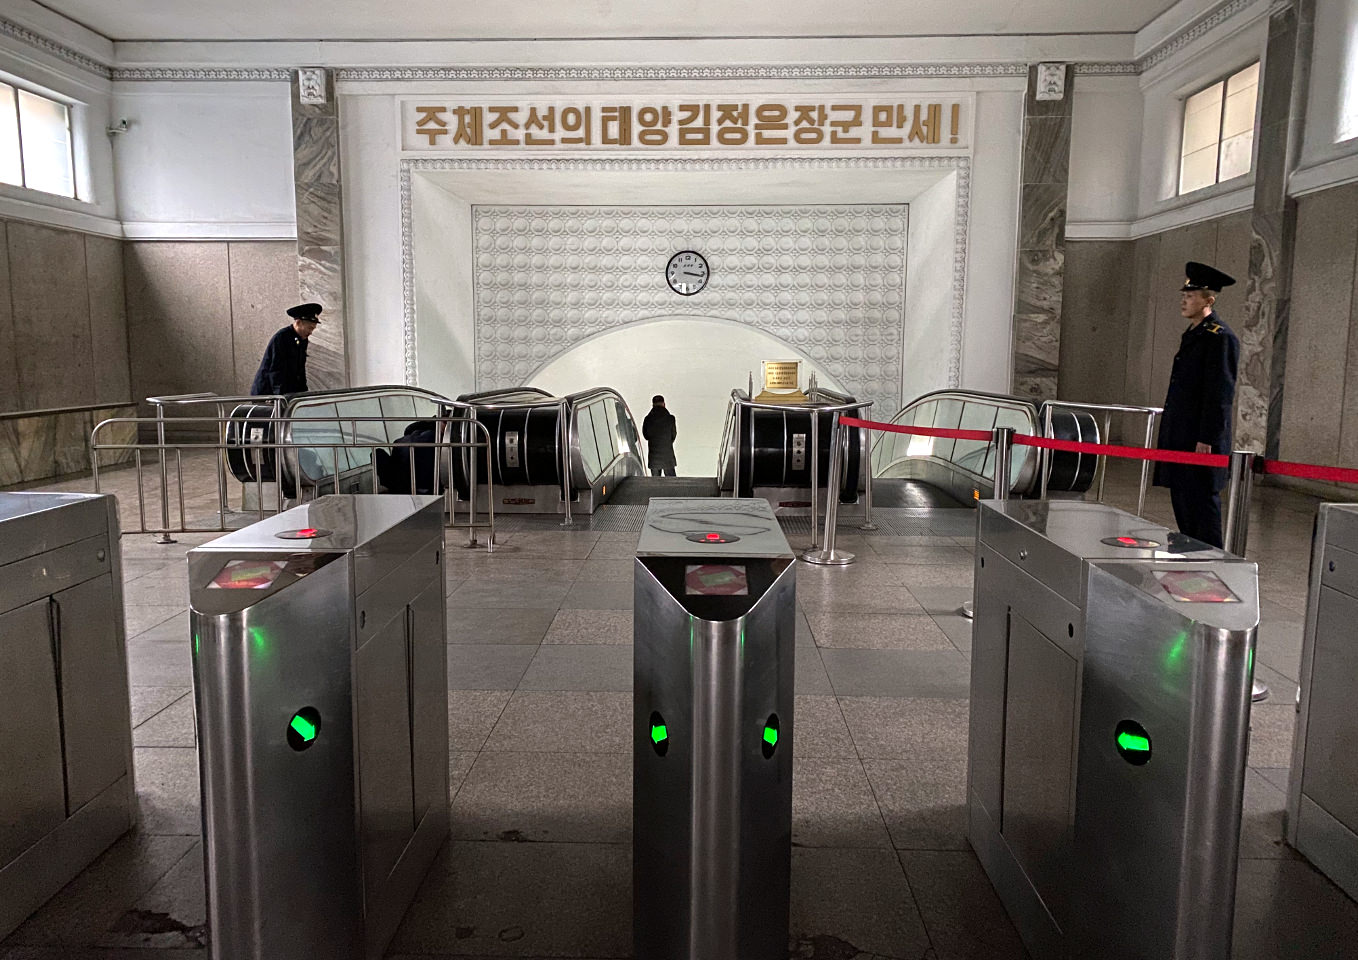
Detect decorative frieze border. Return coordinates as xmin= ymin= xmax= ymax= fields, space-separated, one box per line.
xmin=0 ymin=16 xmax=110 ymax=78
xmin=399 ymin=154 xmax=972 ymax=390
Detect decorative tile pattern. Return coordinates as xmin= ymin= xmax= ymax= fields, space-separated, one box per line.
xmin=470 ymin=204 xmax=908 ymax=413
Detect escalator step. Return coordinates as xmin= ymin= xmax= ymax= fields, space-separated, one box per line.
xmin=608 ymin=477 xmax=720 ymax=504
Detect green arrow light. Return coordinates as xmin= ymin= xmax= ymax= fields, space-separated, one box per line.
xmin=763 ymin=725 xmax=779 ymax=747
xmin=1116 ymin=731 xmax=1150 ymax=753
xmin=290 ymin=713 xmax=317 ymax=742
xmin=650 ymin=723 xmax=668 ymax=745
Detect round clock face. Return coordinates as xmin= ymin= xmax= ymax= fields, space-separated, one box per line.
xmin=666 ymin=250 xmax=709 ymax=296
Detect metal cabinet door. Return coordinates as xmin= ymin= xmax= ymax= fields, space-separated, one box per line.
xmin=355 ymin=611 xmax=415 ymax=907
xmin=0 ymin=598 xmax=66 ymax=864
xmin=408 ymin=578 xmax=447 ymax=826
xmin=53 ymin=574 xmax=132 ymax=813
xmin=1302 ymin=586 xmax=1358 ymax=832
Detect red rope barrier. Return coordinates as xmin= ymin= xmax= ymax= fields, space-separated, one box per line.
xmin=838 ymin=416 xmax=991 ymax=442
xmin=1011 ymin=434 xmax=1229 ymax=468
xmin=1260 ymin=459 xmax=1358 ymax=484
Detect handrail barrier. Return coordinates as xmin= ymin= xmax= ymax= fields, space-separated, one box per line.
xmin=91 ymin=412 xmax=496 ymax=548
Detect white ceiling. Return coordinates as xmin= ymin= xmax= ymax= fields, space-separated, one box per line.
xmin=37 ymin=0 xmax=1182 ymax=43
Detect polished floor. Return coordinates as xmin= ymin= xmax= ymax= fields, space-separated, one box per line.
xmin=3 ymin=456 xmax=1357 ymax=960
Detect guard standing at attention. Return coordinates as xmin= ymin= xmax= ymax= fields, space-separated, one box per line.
xmin=642 ymin=395 xmax=678 ymax=477
xmin=1153 ymin=262 xmax=1239 ymax=548
xmin=250 ymin=302 xmax=322 ymax=396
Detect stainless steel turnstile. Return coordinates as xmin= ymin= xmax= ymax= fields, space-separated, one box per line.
xmin=189 ymin=494 xmax=449 ymax=960
xmin=1287 ymin=502 xmax=1358 ymax=900
xmin=634 ymin=498 xmax=796 ymax=960
xmin=0 ymin=493 xmax=136 ymax=940
xmin=969 ymin=500 xmax=1259 ymax=960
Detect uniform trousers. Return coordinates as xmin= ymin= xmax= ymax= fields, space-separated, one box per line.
xmin=1169 ymin=484 xmax=1223 ymax=549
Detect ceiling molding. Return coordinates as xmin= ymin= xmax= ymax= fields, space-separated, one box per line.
xmin=111 ymin=66 xmax=292 ymax=81
xmin=0 ymin=16 xmax=110 ymax=78
xmin=1135 ymin=0 xmax=1260 ymax=73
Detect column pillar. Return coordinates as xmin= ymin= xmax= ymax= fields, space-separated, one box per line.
xmin=1012 ymin=63 xmax=1074 ymax=401
xmin=1238 ymin=0 xmax=1313 ymax=457
xmin=291 ymin=67 xmax=349 ymax=389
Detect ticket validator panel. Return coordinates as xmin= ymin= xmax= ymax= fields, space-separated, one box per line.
xmin=633 ymin=498 xmax=795 ymax=960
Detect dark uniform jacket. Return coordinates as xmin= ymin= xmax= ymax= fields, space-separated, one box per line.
xmin=642 ymin=407 xmax=677 ymax=469
xmin=1153 ymin=312 xmax=1239 ymax=492
xmin=250 ymin=325 xmax=309 ymax=396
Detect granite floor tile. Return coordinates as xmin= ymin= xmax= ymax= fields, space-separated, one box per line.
xmin=128 ymin=611 xmax=190 ymax=646
xmin=868 ymin=543 xmax=975 ymax=565
xmin=1239 ymin=768 xmax=1300 ymax=861
xmin=124 ymin=642 xmax=192 ymax=687
xmin=119 ymin=559 xmax=181 ymax=583
xmin=448 ymin=689 xmax=512 ymax=752
xmin=1232 ymin=858 xmax=1358 ymax=960
xmin=571 ymin=558 xmax=633 ymax=582
xmin=933 ymin=613 xmax=974 ymax=653
xmin=1253 ymin=662 xmax=1300 ymax=705
xmin=792 ymin=758 xmax=892 ymax=849
xmin=798 ymin=579 xmax=926 ymax=614
xmin=129 ymin=686 xmax=189 ymax=728
xmin=904 ymin=583 xmax=975 ymax=616
xmin=1248 ymin=703 xmax=1297 ymax=769
xmin=390 ymin=841 xmax=630 ymax=956
xmin=789 ymin=846 xmax=931 ymax=958
xmin=132 ymin=748 xmax=200 ymax=836
xmin=451 ymin=752 xmax=631 ymax=844
xmin=794 ymin=694 xmax=858 ymax=759
xmin=863 ymin=759 xmax=969 ymax=851
xmin=95 ymin=844 xmax=205 ymax=949
xmin=123 ymin=605 xmax=184 ymax=639
xmin=462 ymin=558 xmax=582 ymax=582
xmin=587 ymin=539 xmax=641 ymax=559
xmin=131 ymin=694 xmax=195 ymax=748
xmin=1254 ymin=766 xmax=1292 ymax=794
xmin=805 ymin=611 xmax=955 ymax=651
xmin=561 ymin=580 xmax=633 ymax=610
xmin=447 ymin=580 xmax=571 ymax=610
xmin=894 ymin=564 xmax=976 ymax=591
xmin=542 ymin=608 xmax=632 ymax=645
xmin=1 ymin=833 xmax=197 ymax=947
xmin=900 ymin=850 xmax=1027 ymax=960
xmin=795 ymin=647 xmax=835 ymax=695
xmin=483 ymin=691 xmax=630 ymax=753
xmin=822 ymin=648 xmax=971 ymax=698
xmin=448 ymin=607 xmax=556 ymax=644
xmin=450 ymin=750 xmax=477 ymax=801
xmin=122 ymin=576 xmax=189 ymax=609
xmin=517 ymin=644 xmax=632 ymax=692
xmin=839 ymin=697 xmax=970 ymax=760
xmin=795 ymin=562 xmax=913 ymax=587
xmin=446 ymin=644 xmax=537 ymax=691
xmin=1256 ymin=615 xmax=1304 ymax=682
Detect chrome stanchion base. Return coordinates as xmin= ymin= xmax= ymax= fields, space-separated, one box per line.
xmin=801 ymin=548 xmax=855 ymax=566
xmin=1252 ymin=680 xmax=1270 ymax=703
xmin=960 ymin=600 xmax=974 ymax=620
xmin=858 ymin=522 xmax=879 ymax=531
xmin=155 ymin=532 xmax=177 ymax=544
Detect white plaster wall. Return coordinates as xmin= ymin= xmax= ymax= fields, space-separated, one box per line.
xmin=110 ymin=81 xmax=296 ymax=237
xmin=532 ymin=317 xmax=847 ymax=473
xmin=903 ymin=172 xmax=955 ymax=402
xmin=1294 ymin=0 xmax=1358 ymax=195
xmin=1067 ymin=78 xmax=1143 ymax=232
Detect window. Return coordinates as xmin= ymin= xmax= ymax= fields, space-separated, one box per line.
xmin=1178 ymin=62 xmax=1260 ymax=195
xmin=0 ymin=82 xmax=76 ymax=198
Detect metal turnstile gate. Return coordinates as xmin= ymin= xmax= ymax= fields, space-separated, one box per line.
xmin=969 ymin=500 xmax=1259 ymax=960
xmin=633 ymin=498 xmax=796 ymax=960
xmin=189 ymin=495 xmax=449 ymax=960
xmin=1287 ymin=502 xmax=1358 ymax=900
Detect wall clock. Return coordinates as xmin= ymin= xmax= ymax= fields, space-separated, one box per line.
xmin=666 ymin=250 xmax=709 ymax=296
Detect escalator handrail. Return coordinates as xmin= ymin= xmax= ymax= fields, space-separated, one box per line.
xmin=716 ymin=388 xmax=873 ymax=488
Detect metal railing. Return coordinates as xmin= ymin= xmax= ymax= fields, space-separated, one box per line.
xmin=1037 ymin=400 xmax=1161 ymax=513
xmin=91 ymin=411 xmax=496 ymax=546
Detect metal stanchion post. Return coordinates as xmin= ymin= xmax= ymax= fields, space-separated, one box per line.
xmin=1039 ymin=404 xmax=1053 ymax=500
xmin=807 ymin=411 xmax=820 ymax=550
xmin=1097 ymin=411 xmax=1112 ymax=503
xmin=802 ymin=422 xmax=854 ymax=566
xmin=732 ymin=406 xmax=742 ymax=500
xmin=155 ymin=405 xmax=176 ymax=543
xmin=1137 ymin=411 xmax=1156 ymax=517
xmin=1221 ymin=448 xmax=1268 ymax=703
xmin=992 ymin=427 xmax=1015 ymax=502
xmin=858 ymin=423 xmax=878 ymax=531
xmin=559 ymin=400 xmax=574 ymax=527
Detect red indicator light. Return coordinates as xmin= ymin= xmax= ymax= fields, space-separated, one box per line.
xmin=298 ymin=528 xmax=319 ymax=537
xmin=1118 ymin=537 xmax=1137 ymax=545
xmin=706 ymin=533 xmax=721 ymax=541
xmin=275 ymin=526 xmax=332 ymax=541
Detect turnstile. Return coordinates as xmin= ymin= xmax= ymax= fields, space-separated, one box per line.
xmin=633 ymin=498 xmax=796 ymax=960
xmin=189 ymin=494 xmax=448 ymax=960
xmin=1287 ymin=502 xmax=1358 ymax=900
xmin=0 ymin=493 xmax=136 ymax=940
xmin=969 ymin=500 xmax=1259 ymax=960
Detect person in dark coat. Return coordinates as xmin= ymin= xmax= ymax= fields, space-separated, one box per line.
xmin=250 ymin=302 xmax=322 ymax=396
xmin=1152 ymin=262 xmax=1240 ymax=549
xmin=642 ymin=395 xmax=677 ymax=477
xmin=375 ymin=420 xmax=438 ymax=494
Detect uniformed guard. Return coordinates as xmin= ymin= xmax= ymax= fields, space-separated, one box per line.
xmin=1153 ymin=262 xmax=1239 ymax=548
xmin=250 ymin=302 xmax=322 ymax=396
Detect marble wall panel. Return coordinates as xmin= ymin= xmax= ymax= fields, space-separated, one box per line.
xmin=0 ymin=220 xmax=17 ymax=412
xmin=0 ymin=418 xmax=19 ymax=485
xmin=1021 ymin=117 xmax=1072 ymax=185
xmin=1277 ymin=189 xmax=1357 ymax=463
xmin=86 ymin=234 xmax=132 ymax=404
xmin=8 ymin=222 xmax=94 ymax=410
xmin=1211 ymin=212 xmax=1253 ymax=321
xmin=1059 ymin=241 xmax=1132 ymax=417
xmin=92 ymin=405 xmax=137 ymax=468
xmin=124 ymin=242 xmax=236 ymax=408
xmin=1123 ymin=234 xmax=1161 ymax=408
xmin=227 ymin=241 xmax=299 ymax=394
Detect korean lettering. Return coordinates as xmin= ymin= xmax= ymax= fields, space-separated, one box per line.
xmin=827 ymin=104 xmax=863 ymax=144
xmin=753 ymin=103 xmax=789 ymax=145
xmin=601 ymin=106 xmax=632 ymax=146
xmin=909 ymin=103 xmax=942 ymax=144
xmin=414 ymin=105 xmax=448 ymax=145
xmin=486 ymin=106 xmax=521 ymax=146
xmin=524 ymin=106 xmax=556 ymax=146
xmin=715 ymin=103 xmax=750 ymax=145
xmin=637 ymin=106 xmax=672 ymax=146
xmin=677 ymin=103 xmax=712 ymax=146
xmin=560 ymin=106 xmax=592 ymax=145
xmin=450 ymin=106 xmax=484 ymax=146
xmin=870 ymin=104 xmax=906 ymax=145
xmin=791 ymin=104 xmax=827 ymax=144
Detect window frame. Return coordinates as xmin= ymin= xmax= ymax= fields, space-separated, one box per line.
xmin=1177 ymin=60 xmax=1260 ymax=197
xmin=0 ymin=79 xmax=78 ymax=200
